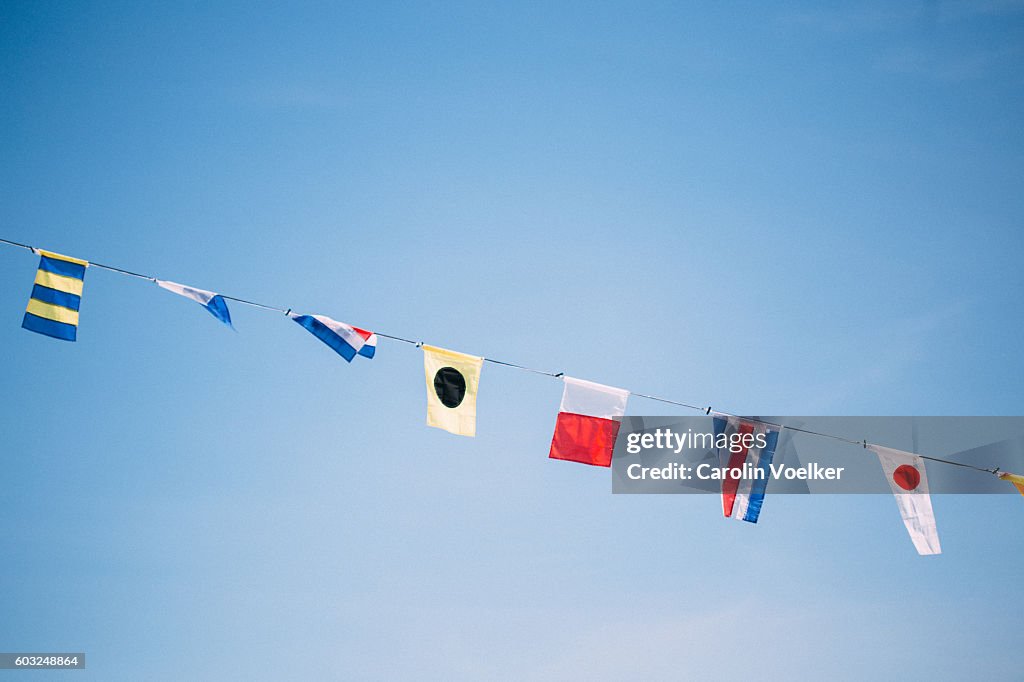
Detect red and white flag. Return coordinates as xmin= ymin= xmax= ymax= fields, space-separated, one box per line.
xmin=869 ymin=444 xmax=941 ymax=555
xmin=548 ymin=377 xmax=629 ymax=467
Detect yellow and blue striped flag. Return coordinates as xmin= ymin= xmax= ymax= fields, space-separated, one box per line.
xmin=21 ymin=249 xmax=89 ymax=342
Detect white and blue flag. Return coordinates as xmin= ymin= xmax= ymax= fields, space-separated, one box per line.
xmin=156 ymin=280 xmax=233 ymax=328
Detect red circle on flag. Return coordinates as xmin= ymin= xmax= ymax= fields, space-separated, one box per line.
xmin=893 ymin=464 xmax=921 ymax=491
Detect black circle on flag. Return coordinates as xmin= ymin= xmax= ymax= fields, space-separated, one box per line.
xmin=893 ymin=464 xmax=921 ymax=491
xmin=434 ymin=367 xmax=466 ymax=408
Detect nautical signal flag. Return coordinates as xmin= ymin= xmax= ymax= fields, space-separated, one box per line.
xmin=22 ymin=249 xmax=89 ymax=342
xmin=289 ymin=312 xmax=377 ymax=362
xmin=423 ymin=345 xmax=483 ymax=437
xmin=549 ymin=377 xmax=629 ymax=467
xmin=998 ymin=471 xmax=1024 ymax=497
xmin=713 ymin=414 xmax=781 ymax=524
xmin=869 ymin=444 xmax=941 ymax=555
xmin=156 ymin=280 xmax=233 ymax=328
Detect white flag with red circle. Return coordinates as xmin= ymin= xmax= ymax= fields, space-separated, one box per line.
xmin=869 ymin=444 xmax=941 ymax=555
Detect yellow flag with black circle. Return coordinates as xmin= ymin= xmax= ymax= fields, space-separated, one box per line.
xmin=423 ymin=344 xmax=483 ymax=437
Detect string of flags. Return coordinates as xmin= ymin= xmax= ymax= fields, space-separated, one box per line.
xmin=2 ymin=238 xmax=1020 ymax=556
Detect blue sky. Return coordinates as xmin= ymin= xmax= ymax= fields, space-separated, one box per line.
xmin=1 ymin=2 xmax=1022 ymax=679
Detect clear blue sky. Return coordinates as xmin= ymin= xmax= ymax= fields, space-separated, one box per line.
xmin=1 ymin=2 xmax=1022 ymax=679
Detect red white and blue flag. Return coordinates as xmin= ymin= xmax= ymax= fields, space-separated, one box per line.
xmin=713 ymin=414 xmax=781 ymax=524
xmin=289 ymin=312 xmax=377 ymax=362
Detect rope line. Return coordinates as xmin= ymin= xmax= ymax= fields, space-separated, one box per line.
xmin=0 ymin=236 xmax=1007 ymax=478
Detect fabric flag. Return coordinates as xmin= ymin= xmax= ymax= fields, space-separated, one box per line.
xmin=548 ymin=377 xmax=629 ymax=467
xmin=423 ymin=345 xmax=483 ymax=437
xmin=289 ymin=312 xmax=377 ymax=362
xmin=998 ymin=471 xmax=1024 ymax=497
xmin=22 ymin=249 xmax=89 ymax=342
xmin=869 ymin=444 xmax=941 ymax=555
xmin=156 ymin=280 xmax=233 ymax=328
xmin=713 ymin=414 xmax=781 ymax=524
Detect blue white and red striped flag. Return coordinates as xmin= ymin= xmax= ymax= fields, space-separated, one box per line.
xmin=713 ymin=414 xmax=781 ymax=524
xmin=289 ymin=312 xmax=376 ymax=362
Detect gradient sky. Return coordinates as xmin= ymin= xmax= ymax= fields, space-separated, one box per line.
xmin=1 ymin=2 xmax=1022 ymax=680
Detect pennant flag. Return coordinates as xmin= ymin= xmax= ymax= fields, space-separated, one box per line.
xmin=22 ymin=249 xmax=89 ymax=342
xmin=713 ymin=415 xmax=781 ymax=523
xmin=869 ymin=444 xmax=941 ymax=555
xmin=548 ymin=377 xmax=629 ymax=467
xmin=998 ymin=471 xmax=1024 ymax=497
xmin=289 ymin=312 xmax=376 ymax=362
xmin=423 ymin=345 xmax=483 ymax=437
xmin=156 ymin=280 xmax=233 ymax=328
